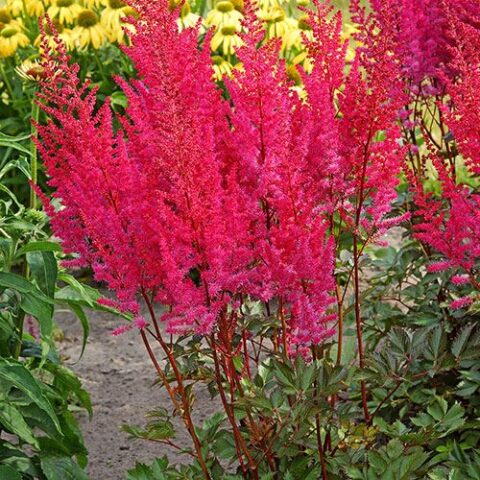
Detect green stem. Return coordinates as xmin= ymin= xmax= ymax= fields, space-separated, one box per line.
xmin=13 ymin=98 xmax=39 ymax=359
xmin=30 ymin=99 xmax=39 ymax=209
xmin=93 ymin=50 xmax=108 ymax=84
xmin=13 ymin=310 xmax=26 ymax=359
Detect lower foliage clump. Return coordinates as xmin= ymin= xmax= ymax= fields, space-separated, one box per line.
xmin=123 ymin=243 xmax=480 ymax=479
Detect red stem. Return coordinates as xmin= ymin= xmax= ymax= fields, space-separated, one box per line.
xmin=353 ymin=234 xmax=370 ymax=423
xmin=141 ymin=293 xmax=211 ymax=480
xmin=210 ymin=333 xmax=259 ymax=479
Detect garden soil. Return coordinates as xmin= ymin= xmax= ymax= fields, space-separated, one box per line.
xmin=57 ymin=309 xmax=218 ymax=480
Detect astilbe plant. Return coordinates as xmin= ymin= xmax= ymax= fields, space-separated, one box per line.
xmin=369 ymin=0 xmax=480 ymax=91
xmin=401 ymin=3 xmax=480 ymax=301
xmin=363 ymin=0 xmax=480 ymax=303
xmin=33 ymin=0 xmax=444 ymax=478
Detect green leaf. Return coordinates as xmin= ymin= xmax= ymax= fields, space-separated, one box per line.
xmin=0 ymin=272 xmax=54 ymax=342
xmin=20 ymin=403 xmax=64 ymax=441
xmin=232 ymin=355 xmax=243 ymax=373
xmin=0 ymin=402 xmax=38 ymax=447
xmin=122 ymin=418 xmax=174 ymax=441
xmin=46 ymin=364 xmax=92 ymax=417
xmin=0 ymin=271 xmax=41 ymax=294
xmin=20 ymin=291 xmax=54 ymax=342
xmin=213 ymin=431 xmax=238 ymax=459
xmin=67 ymin=303 xmax=90 ymax=361
xmin=274 ymin=362 xmax=296 ymax=391
xmin=427 ymin=397 xmax=448 ymax=421
xmin=40 ymin=455 xmax=89 ymax=480
xmin=0 ymin=465 xmax=22 ymax=480
xmin=428 ymin=325 xmax=444 ymax=360
xmin=452 ymin=324 xmax=475 ymax=358
xmin=0 ymin=439 xmax=39 ymax=476
xmin=0 ymin=136 xmax=32 ymax=156
xmin=0 ymin=359 xmax=61 ymax=432
xmin=125 ymin=463 xmax=160 ymax=480
xmin=386 ymin=439 xmax=404 ymax=459
xmin=300 ymin=363 xmax=316 ymax=391
xmin=56 ymin=273 xmax=102 ymax=308
xmin=27 ymin=251 xmax=58 ymax=299
xmin=16 ymin=241 xmax=62 ymax=257
xmin=111 ymin=91 xmax=128 ymax=109
xmin=369 ymin=451 xmax=388 ymax=473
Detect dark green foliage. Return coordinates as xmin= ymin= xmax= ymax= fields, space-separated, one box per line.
xmin=123 ymin=234 xmax=480 ymax=479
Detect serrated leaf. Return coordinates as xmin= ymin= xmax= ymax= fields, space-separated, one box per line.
xmin=125 ymin=463 xmax=156 ymax=480
xmin=369 ymin=450 xmax=388 ymax=473
xmin=232 ymin=355 xmax=243 ymax=373
xmin=386 ymin=439 xmax=404 ymax=459
xmin=428 ymin=325 xmax=444 ymax=360
xmin=452 ymin=324 xmax=475 ymax=358
xmin=427 ymin=401 xmax=445 ymax=422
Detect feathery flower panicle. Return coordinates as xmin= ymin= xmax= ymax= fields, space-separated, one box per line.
xmin=413 ymin=151 xmax=480 ymax=287
xmin=441 ymin=8 xmax=480 ymax=176
xmin=367 ymin=0 xmax=479 ymax=90
xmin=330 ymin=0 xmax=407 ymax=238
xmin=450 ymin=296 xmax=473 ymax=311
xmin=35 ymin=22 xmax=149 ymax=314
xmin=451 ymin=275 xmax=470 ymax=286
xmin=411 ymin=7 xmax=480 ymax=290
xmin=37 ymin=0 xmax=412 ymax=348
xmin=301 ymin=2 xmax=346 ymax=215
xmin=224 ymin=3 xmax=336 ymax=347
xmin=38 ymin=4 xmax=254 ymax=335
xmin=122 ymin=0 xmax=255 ymax=333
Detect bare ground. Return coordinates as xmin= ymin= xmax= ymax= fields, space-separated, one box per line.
xmin=56 ymin=309 xmax=217 ymax=480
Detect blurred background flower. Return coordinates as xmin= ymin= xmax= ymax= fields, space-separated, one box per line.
xmin=0 ymin=0 xmax=356 ymax=135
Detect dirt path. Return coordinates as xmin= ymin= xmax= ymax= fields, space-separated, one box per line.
xmin=57 ymin=309 xmax=217 ymax=480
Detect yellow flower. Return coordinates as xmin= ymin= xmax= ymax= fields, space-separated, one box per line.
xmin=26 ymin=0 xmax=45 ymax=17
xmin=342 ymin=22 xmax=361 ymax=63
xmin=100 ymin=0 xmax=128 ymax=31
xmin=256 ymin=0 xmax=285 ymax=11
xmin=35 ymin=19 xmax=75 ymax=50
xmin=205 ymin=1 xmax=243 ymax=30
xmin=0 ymin=7 xmax=22 ymax=29
xmin=0 ymin=24 xmax=29 ymax=57
xmin=259 ymin=7 xmax=298 ymax=52
xmin=6 ymin=0 xmax=24 ymax=17
xmin=82 ymin=0 xmax=103 ymax=8
xmin=211 ymin=23 xmax=243 ymax=56
xmin=212 ymin=55 xmax=233 ymax=80
xmin=293 ymin=49 xmax=313 ymax=74
xmin=47 ymin=0 xmax=83 ymax=25
xmin=287 ymin=65 xmax=307 ymax=102
xmin=15 ymin=58 xmax=46 ymax=82
xmin=100 ymin=0 xmax=137 ymax=44
xmin=176 ymin=1 xmax=200 ymax=31
xmin=0 ymin=7 xmax=12 ymax=25
xmin=73 ymin=9 xmax=107 ymax=49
